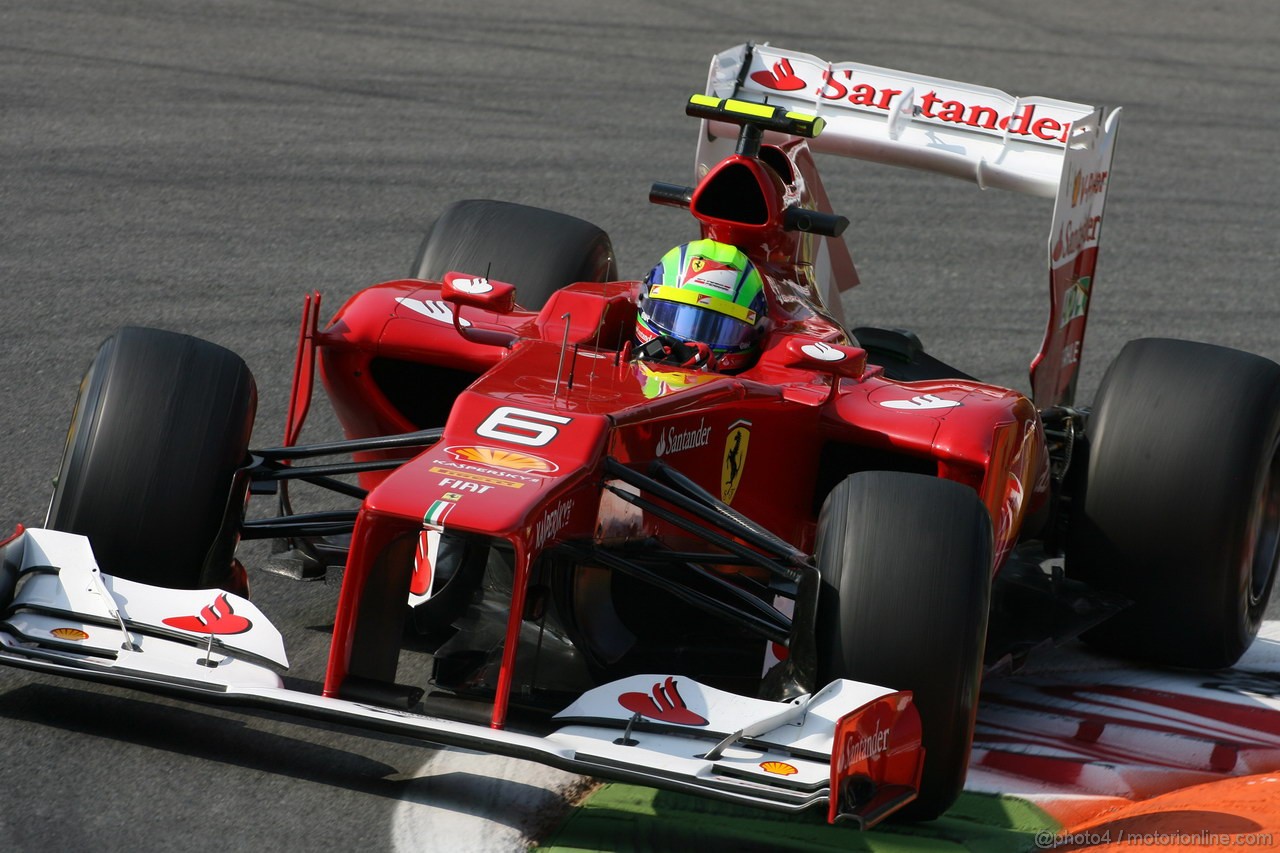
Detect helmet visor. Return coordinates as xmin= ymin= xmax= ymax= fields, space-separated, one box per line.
xmin=643 ymin=299 xmax=756 ymax=353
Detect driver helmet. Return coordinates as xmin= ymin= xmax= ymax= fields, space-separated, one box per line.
xmin=636 ymin=239 xmax=767 ymax=372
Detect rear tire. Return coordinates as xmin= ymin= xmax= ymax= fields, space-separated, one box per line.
xmin=816 ymin=471 xmax=992 ymax=821
xmin=411 ymin=199 xmax=618 ymax=311
xmin=47 ymin=327 xmax=257 ymax=589
xmin=1067 ymin=338 xmax=1280 ymax=668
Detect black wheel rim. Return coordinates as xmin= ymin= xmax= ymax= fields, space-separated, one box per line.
xmin=1248 ymin=438 xmax=1280 ymax=605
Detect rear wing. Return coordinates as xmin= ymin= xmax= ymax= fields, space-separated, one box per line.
xmin=697 ymin=44 xmax=1121 ymax=408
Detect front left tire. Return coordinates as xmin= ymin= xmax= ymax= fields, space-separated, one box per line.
xmin=815 ymin=471 xmax=992 ymax=821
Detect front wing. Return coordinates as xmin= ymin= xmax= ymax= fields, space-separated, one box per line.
xmin=0 ymin=528 xmax=923 ymax=828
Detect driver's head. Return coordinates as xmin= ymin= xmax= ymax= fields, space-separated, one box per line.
xmin=636 ymin=239 xmax=767 ymax=372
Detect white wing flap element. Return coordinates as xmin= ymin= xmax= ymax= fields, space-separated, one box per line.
xmin=705 ymin=43 xmax=1106 ymax=199
xmin=556 ymin=673 xmax=810 ymax=734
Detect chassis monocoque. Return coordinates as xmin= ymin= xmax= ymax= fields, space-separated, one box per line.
xmin=4 ymin=44 xmax=1280 ymax=828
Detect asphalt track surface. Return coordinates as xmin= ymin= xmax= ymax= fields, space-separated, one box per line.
xmin=1 ymin=1 xmax=1278 ymax=850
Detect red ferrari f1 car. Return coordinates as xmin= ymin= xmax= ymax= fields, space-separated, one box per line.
xmin=4 ymin=43 xmax=1279 ymax=827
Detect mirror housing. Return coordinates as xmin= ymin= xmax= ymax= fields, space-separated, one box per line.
xmin=782 ymin=338 xmax=867 ymax=381
xmin=440 ymin=272 xmax=519 ymax=347
xmin=441 ymin=272 xmax=517 ymax=314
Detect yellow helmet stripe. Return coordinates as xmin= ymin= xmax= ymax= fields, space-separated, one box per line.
xmin=648 ymin=284 xmax=756 ymax=324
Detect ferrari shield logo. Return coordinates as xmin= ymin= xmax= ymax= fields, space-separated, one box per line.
xmin=722 ymin=420 xmax=751 ymax=504
xmin=690 ymin=256 xmax=706 ymax=274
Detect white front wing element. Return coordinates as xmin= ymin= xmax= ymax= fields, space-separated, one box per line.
xmin=556 ymin=674 xmax=899 ymax=757
xmin=0 ymin=529 xmax=919 ymax=826
xmin=3 ymin=528 xmax=286 ymax=674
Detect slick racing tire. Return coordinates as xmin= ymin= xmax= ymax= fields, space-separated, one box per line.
xmin=816 ymin=471 xmax=992 ymax=822
xmin=411 ymin=199 xmax=618 ymax=311
xmin=47 ymin=326 xmax=257 ymax=590
xmin=1067 ymin=338 xmax=1280 ymax=668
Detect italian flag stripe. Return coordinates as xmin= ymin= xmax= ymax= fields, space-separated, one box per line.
xmin=425 ymin=501 xmax=451 ymax=526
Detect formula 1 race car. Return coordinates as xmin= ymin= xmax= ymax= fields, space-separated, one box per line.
xmin=3 ymin=43 xmax=1279 ymax=828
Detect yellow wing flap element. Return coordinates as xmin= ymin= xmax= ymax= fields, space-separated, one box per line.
xmin=686 ymin=93 xmax=825 ymax=139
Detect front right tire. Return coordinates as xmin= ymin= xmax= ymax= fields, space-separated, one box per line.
xmin=47 ymin=326 xmax=257 ymax=590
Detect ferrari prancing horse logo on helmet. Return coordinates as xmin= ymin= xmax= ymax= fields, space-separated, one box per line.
xmin=722 ymin=419 xmax=751 ymax=504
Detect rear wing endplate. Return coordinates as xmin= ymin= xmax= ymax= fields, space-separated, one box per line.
xmin=697 ymin=44 xmax=1121 ymax=408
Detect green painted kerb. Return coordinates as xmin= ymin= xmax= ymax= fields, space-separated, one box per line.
xmin=537 ymin=785 xmax=1062 ymax=853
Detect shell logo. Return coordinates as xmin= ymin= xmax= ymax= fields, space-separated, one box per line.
xmin=50 ymin=627 xmax=89 ymax=641
xmin=759 ymin=760 xmax=798 ymax=776
xmin=446 ymin=445 xmax=558 ymax=474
